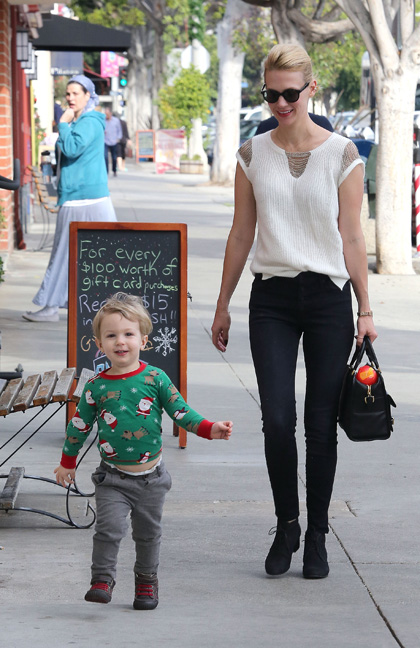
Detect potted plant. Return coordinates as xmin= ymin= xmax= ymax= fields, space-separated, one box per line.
xmin=179 ymin=153 xmax=204 ymax=174
xmin=158 ymin=66 xmax=211 ymax=172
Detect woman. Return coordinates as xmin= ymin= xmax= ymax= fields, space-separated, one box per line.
xmin=211 ymin=44 xmax=377 ymax=579
xmin=24 ymin=75 xmax=117 ymax=322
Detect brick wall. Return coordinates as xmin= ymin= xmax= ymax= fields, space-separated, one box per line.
xmin=0 ymin=0 xmax=13 ymax=253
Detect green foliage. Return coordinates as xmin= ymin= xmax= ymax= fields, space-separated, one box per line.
xmin=308 ymin=31 xmax=365 ymax=111
xmin=70 ymin=0 xmax=145 ymax=28
xmin=162 ymin=1 xmax=220 ymax=106
xmin=188 ymin=0 xmax=205 ymax=43
xmin=0 ymin=256 xmax=4 ymax=284
xmin=158 ymin=66 xmax=211 ymax=138
xmin=335 ymin=68 xmax=361 ymax=111
xmin=162 ymin=0 xmax=190 ymax=53
xmin=84 ymin=52 xmax=101 ymax=74
xmin=203 ymin=32 xmax=218 ymax=106
xmin=238 ymin=8 xmax=276 ymax=106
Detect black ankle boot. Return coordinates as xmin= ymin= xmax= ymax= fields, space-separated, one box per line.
xmin=302 ymin=527 xmax=329 ymax=579
xmin=265 ymin=519 xmax=301 ymax=576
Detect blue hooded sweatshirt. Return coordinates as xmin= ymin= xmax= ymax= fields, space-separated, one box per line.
xmin=57 ymin=110 xmax=109 ymax=206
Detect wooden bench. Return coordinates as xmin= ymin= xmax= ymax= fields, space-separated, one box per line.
xmin=0 ymin=367 xmax=96 ymax=528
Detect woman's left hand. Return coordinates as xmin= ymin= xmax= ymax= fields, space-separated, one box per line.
xmin=60 ymin=108 xmax=75 ymax=123
xmin=356 ymin=315 xmax=377 ymax=346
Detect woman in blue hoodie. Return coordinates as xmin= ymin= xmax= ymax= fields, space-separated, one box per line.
xmin=23 ymin=75 xmax=117 ymax=322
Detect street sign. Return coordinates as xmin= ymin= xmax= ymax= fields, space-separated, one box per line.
xmin=180 ymin=43 xmax=210 ymax=74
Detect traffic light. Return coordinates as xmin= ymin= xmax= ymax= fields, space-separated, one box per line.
xmin=119 ymin=68 xmax=128 ymax=87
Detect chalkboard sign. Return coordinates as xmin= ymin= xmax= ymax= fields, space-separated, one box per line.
xmin=67 ymin=222 xmax=188 ymax=446
xmin=136 ymin=130 xmax=155 ymax=160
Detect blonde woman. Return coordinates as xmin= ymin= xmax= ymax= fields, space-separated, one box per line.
xmin=211 ymin=44 xmax=376 ymax=579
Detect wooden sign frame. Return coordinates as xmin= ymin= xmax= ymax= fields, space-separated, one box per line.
xmin=67 ymin=222 xmax=188 ymax=448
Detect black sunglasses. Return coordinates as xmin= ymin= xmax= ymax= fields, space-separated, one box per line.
xmin=260 ymin=82 xmax=309 ymax=104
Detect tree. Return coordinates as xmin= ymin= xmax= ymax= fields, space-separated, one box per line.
xmin=210 ymin=0 xmax=355 ymax=182
xmin=71 ymin=0 xmax=192 ymax=136
xmin=241 ymin=0 xmax=353 ymax=45
xmin=211 ymin=0 xmax=253 ymax=183
xmin=307 ymin=31 xmax=365 ymax=113
xmin=237 ymin=6 xmax=277 ymax=106
xmin=157 ymin=66 xmax=211 ymax=155
xmin=334 ymin=1 xmax=418 ymax=274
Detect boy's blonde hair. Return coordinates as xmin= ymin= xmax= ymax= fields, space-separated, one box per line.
xmin=93 ymin=292 xmax=153 ymax=339
xmin=264 ymin=44 xmax=313 ymax=84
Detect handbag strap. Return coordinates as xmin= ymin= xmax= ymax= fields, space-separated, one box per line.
xmin=349 ymin=336 xmax=380 ymax=371
xmin=364 ymin=336 xmax=380 ymax=370
xmin=349 ymin=336 xmax=366 ymax=370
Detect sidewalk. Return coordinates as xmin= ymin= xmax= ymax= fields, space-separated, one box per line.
xmin=0 ymin=160 xmax=420 ymax=648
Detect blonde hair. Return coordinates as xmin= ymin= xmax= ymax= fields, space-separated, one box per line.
xmin=93 ymin=292 xmax=153 ymax=339
xmin=264 ymin=44 xmax=313 ymax=84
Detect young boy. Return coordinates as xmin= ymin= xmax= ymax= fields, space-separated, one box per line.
xmin=55 ymin=292 xmax=232 ymax=610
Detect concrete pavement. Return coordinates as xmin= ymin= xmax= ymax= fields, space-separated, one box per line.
xmin=0 ymin=160 xmax=420 ymax=648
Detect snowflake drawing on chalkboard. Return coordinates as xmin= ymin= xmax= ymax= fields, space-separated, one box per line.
xmin=153 ymin=327 xmax=178 ymax=356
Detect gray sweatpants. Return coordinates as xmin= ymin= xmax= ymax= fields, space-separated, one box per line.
xmin=90 ymin=461 xmax=172 ymax=583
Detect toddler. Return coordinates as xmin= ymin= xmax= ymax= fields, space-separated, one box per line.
xmin=55 ymin=292 xmax=232 ymax=609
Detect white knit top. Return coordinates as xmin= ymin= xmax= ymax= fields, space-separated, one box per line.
xmin=236 ymin=131 xmax=364 ymax=289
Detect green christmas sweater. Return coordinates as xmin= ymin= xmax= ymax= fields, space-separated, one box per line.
xmin=60 ymin=363 xmax=213 ymax=469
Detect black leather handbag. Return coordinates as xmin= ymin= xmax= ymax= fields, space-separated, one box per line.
xmin=338 ymin=336 xmax=396 ymax=441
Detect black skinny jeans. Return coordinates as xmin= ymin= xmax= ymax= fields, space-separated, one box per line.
xmin=249 ymin=272 xmax=354 ymax=534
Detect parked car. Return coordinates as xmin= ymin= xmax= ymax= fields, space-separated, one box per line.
xmin=240 ymin=106 xmax=264 ymax=122
xmin=206 ymin=119 xmax=260 ymax=166
xmin=329 ymin=111 xmax=356 ymax=131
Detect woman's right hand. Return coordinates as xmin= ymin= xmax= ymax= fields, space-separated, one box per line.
xmin=60 ymin=108 xmax=75 ymax=123
xmin=211 ymin=308 xmax=231 ymax=352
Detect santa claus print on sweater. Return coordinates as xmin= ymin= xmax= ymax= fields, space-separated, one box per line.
xmin=71 ymin=412 xmax=91 ymax=434
xmin=136 ymin=396 xmax=154 ymax=418
xmin=99 ymin=439 xmax=118 ymax=459
xmin=100 ymin=409 xmax=118 ymax=430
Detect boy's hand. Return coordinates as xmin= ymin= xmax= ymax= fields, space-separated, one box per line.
xmin=54 ymin=465 xmax=75 ymax=487
xmin=210 ymin=421 xmax=233 ymax=440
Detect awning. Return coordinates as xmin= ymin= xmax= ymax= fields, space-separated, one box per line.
xmin=32 ymin=14 xmax=131 ymax=52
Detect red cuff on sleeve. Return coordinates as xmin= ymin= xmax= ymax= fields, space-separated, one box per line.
xmin=60 ymin=453 xmax=77 ymax=469
xmin=196 ymin=420 xmax=213 ymax=440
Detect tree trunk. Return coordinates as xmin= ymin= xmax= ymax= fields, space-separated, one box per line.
xmin=241 ymin=1 xmax=352 ymax=45
xmin=372 ymin=62 xmax=417 ymax=274
xmin=151 ymin=31 xmax=163 ymax=131
xmin=271 ymin=2 xmax=304 ymax=45
xmin=334 ymin=0 xmax=418 ymax=274
xmin=211 ymin=0 xmax=247 ymax=184
xmin=126 ymin=26 xmax=154 ymax=138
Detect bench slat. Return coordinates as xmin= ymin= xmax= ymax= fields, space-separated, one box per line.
xmin=13 ymin=374 xmax=42 ymax=412
xmin=52 ymin=368 xmax=76 ymax=402
xmin=32 ymin=370 xmax=58 ymax=407
xmin=71 ymin=368 xmax=95 ymax=403
xmin=0 ymin=378 xmax=24 ymax=416
xmin=0 ymin=467 xmax=25 ymax=510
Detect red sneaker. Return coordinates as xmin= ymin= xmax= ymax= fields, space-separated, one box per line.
xmin=84 ymin=579 xmax=115 ymax=604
